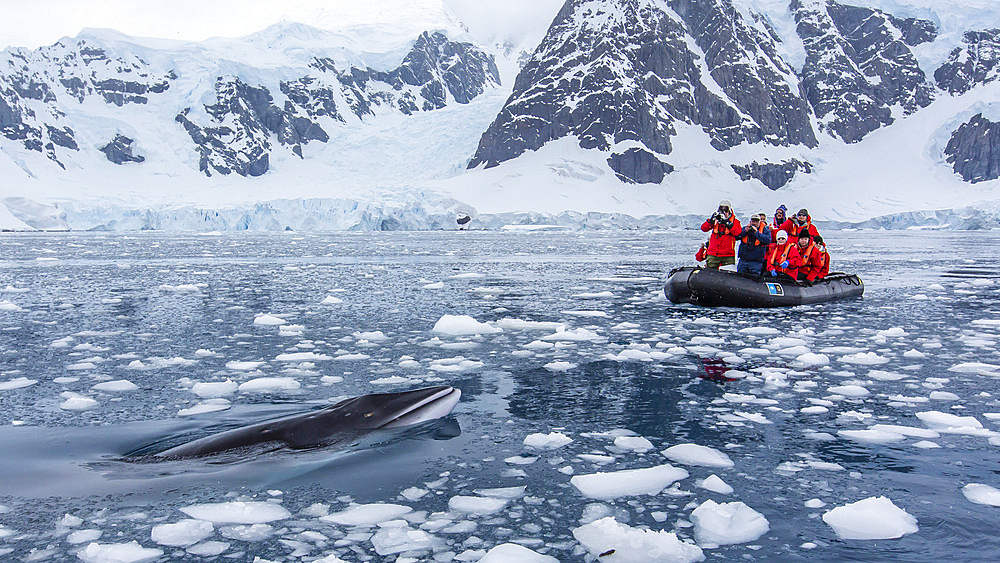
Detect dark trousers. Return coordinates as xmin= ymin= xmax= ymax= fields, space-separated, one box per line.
xmin=737 ymin=260 xmax=763 ymax=277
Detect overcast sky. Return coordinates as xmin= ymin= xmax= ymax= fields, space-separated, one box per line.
xmin=0 ymin=0 xmax=563 ymax=50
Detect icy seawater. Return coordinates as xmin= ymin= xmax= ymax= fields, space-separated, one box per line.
xmin=0 ymin=230 xmax=999 ymax=562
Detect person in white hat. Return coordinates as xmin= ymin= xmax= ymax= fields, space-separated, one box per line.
xmin=700 ymin=200 xmax=741 ymax=269
xmin=765 ymin=229 xmax=802 ymax=279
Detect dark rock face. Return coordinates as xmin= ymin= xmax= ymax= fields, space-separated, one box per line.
xmin=793 ymin=0 xmax=935 ymax=143
xmin=732 ymin=159 xmax=813 ymax=190
xmin=470 ymin=0 xmax=817 ymax=170
xmin=945 ymin=114 xmax=1000 ymax=183
xmin=100 ymin=134 xmax=144 ymax=164
xmin=309 ymin=31 xmax=500 ymax=119
xmin=935 ymin=30 xmax=1000 ymax=95
xmin=607 ymin=148 xmax=673 ymax=184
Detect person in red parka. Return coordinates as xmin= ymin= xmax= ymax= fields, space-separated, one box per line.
xmin=812 ymin=235 xmax=831 ymax=280
xmin=778 ymin=208 xmax=820 ymax=240
xmin=700 ymin=200 xmax=742 ymax=269
xmin=766 ymin=230 xmax=801 ymax=279
xmin=795 ymin=232 xmax=825 ymax=283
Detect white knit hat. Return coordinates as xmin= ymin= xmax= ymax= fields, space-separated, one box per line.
xmin=775 ymin=230 xmax=788 ymax=240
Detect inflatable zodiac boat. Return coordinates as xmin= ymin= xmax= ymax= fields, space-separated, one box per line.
xmin=664 ymin=267 xmax=864 ymax=308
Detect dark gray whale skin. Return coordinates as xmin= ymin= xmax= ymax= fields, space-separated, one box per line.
xmin=155 ymin=386 xmax=461 ymax=459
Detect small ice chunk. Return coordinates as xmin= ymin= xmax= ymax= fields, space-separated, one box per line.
xmin=796 ymin=353 xmax=829 ymax=366
xmin=916 ymin=411 xmax=990 ymax=435
xmin=800 ymin=406 xmax=829 ymax=414
xmin=543 ymin=361 xmax=577 ymax=372
xmin=691 ymin=500 xmax=769 ymax=546
xmin=178 ymin=399 xmax=231 ymax=417
xmin=574 ymin=517 xmax=704 ymax=562
xmin=739 ymin=327 xmax=779 ymax=336
xmin=541 ymin=328 xmax=603 ymax=342
xmin=237 ymin=377 xmax=300 ymax=393
xmin=320 ymin=295 xmax=343 ymax=304
xmin=662 ymin=444 xmax=735 ymax=468
xmin=948 ymin=362 xmax=1000 ymax=375
xmin=570 ymin=464 xmax=688 ymax=500
xmin=0 ymin=377 xmax=37 ymax=390
xmin=524 ymin=432 xmax=573 ymax=450
xmin=186 ymin=541 xmax=230 ymax=556
xmin=431 ymin=315 xmax=501 ymax=336
xmin=150 ymin=519 xmax=214 ymax=547
xmin=699 ymin=475 xmax=734 ymax=494
xmin=614 ymin=436 xmax=654 ymax=452
xmin=838 ymin=429 xmax=906 ymax=444
xmin=822 ymin=497 xmax=918 ymax=540
xmin=191 ymin=380 xmax=237 ymax=398
xmin=448 ymin=496 xmax=508 ymax=515
xmin=963 ymin=483 xmax=1000 ymax=506
xmin=180 ymin=501 xmax=290 ymax=524
xmin=67 ymin=529 xmax=103 ymax=544
xmin=839 ymin=352 xmax=890 ymax=365
xmin=828 ymin=385 xmax=869 ymax=398
xmin=804 ymin=499 xmax=826 ymax=509
xmin=253 ymin=314 xmax=287 ymax=326
xmin=224 ymin=360 xmax=265 ymax=371
xmin=321 ymin=504 xmax=412 ymax=526
xmin=60 ymin=392 xmax=98 ymax=411
xmin=92 ymin=380 xmax=138 ymax=392
xmin=77 ymin=541 xmax=163 ymax=563
xmin=275 ymin=352 xmax=332 ymax=362
xmin=479 ymin=543 xmax=558 ymax=562
xmin=370 ymin=524 xmax=439 ymax=555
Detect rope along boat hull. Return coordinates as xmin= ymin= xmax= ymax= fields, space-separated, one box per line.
xmin=664 ymin=267 xmax=864 ymax=308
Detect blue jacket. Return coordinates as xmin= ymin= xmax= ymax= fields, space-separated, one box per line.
xmin=737 ymin=224 xmax=771 ymax=263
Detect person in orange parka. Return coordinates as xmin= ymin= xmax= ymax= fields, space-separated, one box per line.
xmin=766 ymin=230 xmax=802 ymax=279
xmin=795 ymin=232 xmax=825 ymax=283
xmin=812 ymin=235 xmax=831 ymax=280
xmin=700 ymin=200 xmax=742 ymax=268
xmin=778 ymin=208 xmax=820 ymax=240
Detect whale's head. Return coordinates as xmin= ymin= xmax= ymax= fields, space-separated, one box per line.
xmin=328 ymin=385 xmax=462 ymax=430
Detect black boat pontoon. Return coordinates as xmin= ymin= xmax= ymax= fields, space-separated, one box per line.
xmin=664 ymin=267 xmax=864 ymax=308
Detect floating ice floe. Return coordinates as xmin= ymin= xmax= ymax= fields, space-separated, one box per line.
xmin=448 ymin=495 xmax=508 ymax=515
xmin=77 ymin=541 xmax=163 ymax=563
xmin=573 ymin=517 xmax=704 ymax=563
xmin=739 ymin=327 xmax=779 ymax=336
xmin=0 ymin=377 xmax=37 ymax=390
xmin=827 ymin=385 xmax=869 ymax=398
xmin=181 ymin=501 xmax=290 ymax=524
xmin=691 ymin=500 xmax=769 ymax=546
xmin=570 ymin=464 xmax=689 ymax=500
xmin=321 ymin=503 xmax=412 ymax=526
xmin=334 ymin=353 xmax=371 ymax=361
xmin=60 ymin=392 xmax=98 ymax=411
xmin=572 ymin=291 xmax=615 ymax=298
xmin=496 ymin=318 xmax=565 ymax=331
xmin=150 ymin=519 xmax=215 ymax=547
xmin=822 ymin=496 xmax=918 ymax=540
xmin=320 ymin=295 xmax=344 ymax=304
xmin=698 ymin=475 xmax=734 ymax=495
xmin=948 ymin=362 xmax=1000 ymax=376
xmin=479 ymin=543 xmax=558 ymax=562
xmin=541 ymin=328 xmax=603 ymax=342
xmin=0 ymin=300 xmax=23 ymax=311
xmin=225 ymin=360 xmax=265 ymax=371
xmin=963 ymin=483 xmax=1000 ymax=506
xmin=561 ymin=310 xmax=609 ymax=318
xmin=159 ymin=283 xmax=204 ymax=292
xmin=524 ymin=432 xmax=573 ymax=450
xmin=253 ymin=314 xmax=287 ymax=326
xmin=839 ymin=352 xmax=890 ymax=365
xmin=614 ymin=436 xmax=654 ymax=453
xmin=795 ymin=353 xmax=829 ymax=366
xmin=89 ymin=379 xmax=137 ymax=393
xmin=428 ymin=356 xmax=484 ymax=372
xmin=178 ymin=399 xmax=231 ymax=417
xmin=275 ymin=351 xmax=333 ymax=362
xmin=431 ymin=315 xmax=501 ymax=336
xmin=238 ymin=377 xmax=300 ymax=393
xmin=191 ymin=380 xmax=238 ymax=398
xmin=370 ymin=522 xmax=441 ymax=556
xmin=916 ymin=411 xmax=994 ymax=435
xmin=662 ymin=444 xmax=734 ymax=468
xmin=449 ymin=272 xmax=485 ymax=279
xmin=544 ymin=361 xmax=577 ymax=372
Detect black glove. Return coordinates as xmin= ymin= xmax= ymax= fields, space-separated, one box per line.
xmin=723 ymin=219 xmax=733 ymax=229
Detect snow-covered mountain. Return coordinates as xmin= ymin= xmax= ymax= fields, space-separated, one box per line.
xmin=2 ymin=0 xmax=1000 ymax=230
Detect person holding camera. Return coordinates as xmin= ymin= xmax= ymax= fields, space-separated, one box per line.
xmin=700 ymin=200 xmax=742 ymax=269
xmin=736 ymin=212 xmax=771 ymax=277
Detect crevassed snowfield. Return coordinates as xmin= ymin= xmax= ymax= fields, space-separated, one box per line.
xmin=0 ymin=230 xmax=999 ymax=561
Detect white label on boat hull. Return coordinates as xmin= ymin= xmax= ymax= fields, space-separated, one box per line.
xmin=766 ymin=283 xmax=784 ymax=296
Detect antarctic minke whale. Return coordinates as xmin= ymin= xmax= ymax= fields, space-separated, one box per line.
xmin=155 ymin=386 xmax=461 ymax=459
